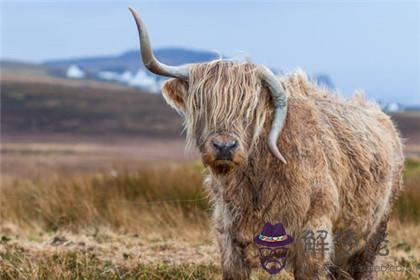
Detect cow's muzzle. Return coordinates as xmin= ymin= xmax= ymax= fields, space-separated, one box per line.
xmin=201 ymin=134 xmax=245 ymax=174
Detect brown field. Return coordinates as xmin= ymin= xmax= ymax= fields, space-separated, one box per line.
xmin=391 ymin=112 xmax=420 ymax=157
xmin=1 ymin=135 xmax=195 ymax=178
xmin=1 ymin=74 xmax=419 ymax=279
xmin=1 ymin=135 xmax=419 ymax=279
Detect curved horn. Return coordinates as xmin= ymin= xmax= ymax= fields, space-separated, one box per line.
xmin=259 ymin=66 xmax=288 ymax=164
xmin=129 ymin=7 xmax=189 ymax=79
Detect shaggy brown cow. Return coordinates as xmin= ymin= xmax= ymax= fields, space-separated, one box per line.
xmin=129 ymin=8 xmax=404 ymax=280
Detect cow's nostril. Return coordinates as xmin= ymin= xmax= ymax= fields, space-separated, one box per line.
xmin=226 ymin=140 xmax=238 ymax=149
xmin=211 ymin=139 xmax=238 ymax=151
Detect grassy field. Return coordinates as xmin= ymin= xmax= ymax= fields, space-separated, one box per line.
xmin=1 ymin=148 xmax=419 ymax=279
xmin=1 ymin=74 xmax=419 ymax=279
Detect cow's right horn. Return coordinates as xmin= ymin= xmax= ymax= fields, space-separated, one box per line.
xmin=129 ymin=7 xmax=190 ymax=80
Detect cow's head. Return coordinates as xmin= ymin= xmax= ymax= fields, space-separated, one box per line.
xmin=130 ymin=8 xmax=288 ymax=175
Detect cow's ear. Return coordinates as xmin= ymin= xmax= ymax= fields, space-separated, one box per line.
xmin=162 ymin=78 xmax=188 ymax=114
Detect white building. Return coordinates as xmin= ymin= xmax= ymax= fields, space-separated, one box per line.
xmin=66 ymin=65 xmax=85 ymax=79
xmin=385 ymin=102 xmax=402 ymax=113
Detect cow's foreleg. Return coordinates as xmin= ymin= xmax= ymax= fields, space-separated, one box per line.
xmin=219 ymin=232 xmax=250 ymax=280
xmin=214 ymin=199 xmax=250 ymax=280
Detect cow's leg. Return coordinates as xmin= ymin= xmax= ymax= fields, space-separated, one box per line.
xmin=213 ymin=199 xmax=250 ymax=280
xmin=293 ymin=176 xmax=338 ymax=280
xmin=347 ymin=162 xmax=400 ymax=280
xmin=219 ymin=232 xmax=250 ymax=280
xmin=294 ymin=216 xmax=335 ymax=280
xmin=347 ymin=215 xmax=389 ymax=280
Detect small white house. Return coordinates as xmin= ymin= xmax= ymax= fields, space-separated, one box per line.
xmin=66 ymin=65 xmax=85 ymax=79
xmin=385 ymin=102 xmax=402 ymax=113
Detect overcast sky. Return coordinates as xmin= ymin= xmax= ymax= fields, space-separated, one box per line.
xmin=1 ymin=0 xmax=419 ymax=104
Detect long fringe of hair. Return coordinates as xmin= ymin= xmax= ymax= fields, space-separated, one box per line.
xmin=184 ymin=60 xmax=270 ymax=150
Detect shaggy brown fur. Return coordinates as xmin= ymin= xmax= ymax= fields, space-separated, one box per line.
xmin=162 ymin=60 xmax=404 ymax=280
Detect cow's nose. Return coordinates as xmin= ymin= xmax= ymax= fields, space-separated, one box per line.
xmin=211 ymin=139 xmax=238 ymax=152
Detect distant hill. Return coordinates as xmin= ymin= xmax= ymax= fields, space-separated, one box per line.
xmin=44 ymin=47 xmax=220 ymax=73
xmin=1 ymin=76 xmax=183 ymax=138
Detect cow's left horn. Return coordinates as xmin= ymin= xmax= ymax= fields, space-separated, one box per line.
xmin=259 ymin=66 xmax=288 ymax=164
xmin=129 ymin=7 xmax=190 ymax=79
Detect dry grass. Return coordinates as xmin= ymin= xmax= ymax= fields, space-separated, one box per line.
xmin=0 ymin=222 xmax=418 ymax=280
xmin=0 ymin=250 xmax=220 ymax=280
xmin=0 ymin=163 xmax=209 ymax=241
xmin=0 ymin=144 xmax=419 ymax=279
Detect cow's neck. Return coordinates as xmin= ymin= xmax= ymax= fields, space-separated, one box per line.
xmin=214 ymin=140 xmax=278 ymax=222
